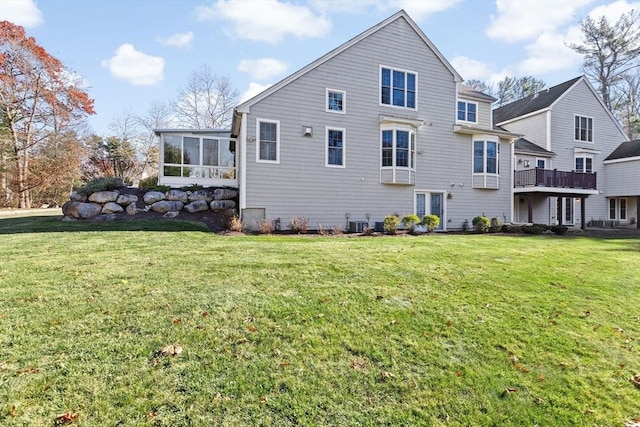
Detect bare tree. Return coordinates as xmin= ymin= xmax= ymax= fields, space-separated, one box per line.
xmin=135 ymin=100 xmax=173 ymax=178
xmin=612 ymin=73 xmax=640 ymax=139
xmin=464 ymin=76 xmax=546 ymax=106
xmin=568 ymin=10 xmax=640 ymax=111
xmin=172 ymin=65 xmax=239 ymax=129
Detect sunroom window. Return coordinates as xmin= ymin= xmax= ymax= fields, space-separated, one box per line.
xmin=162 ymin=134 xmax=235 ymax=180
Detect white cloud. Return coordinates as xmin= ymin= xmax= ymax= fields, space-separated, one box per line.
xmin=237 ymin=58 xmax=287 ymax=81
xmin=516 ymin=31 xmax=583 ymax=75
xmin=450 ymin=56 xmax=512 ymax=85
xmin=240 ymin=82 xmax=272 ymax=102
xmin=197 ymin=0 xmax=331 ymax=44
xmin=101 ymin=44 xmax=165 ymax=86
xmin=0 ymin=0 xmax=43 ymax=28
xmin=158 ymin=31 xmax=194 ymax=48
xmin=388 ymin=0 xmax=462 ymax=20
xmin=486 ymin=0 xmax=592 ymax=42
xmin=588 ymin=0 xmax=640 ymax=21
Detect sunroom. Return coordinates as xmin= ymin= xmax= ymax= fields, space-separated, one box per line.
xmin=155 ymin=129 xmax=237 ymax=188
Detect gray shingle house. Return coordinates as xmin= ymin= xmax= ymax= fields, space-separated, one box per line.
xmin=155 ymin=11 xmax=637 ymax=231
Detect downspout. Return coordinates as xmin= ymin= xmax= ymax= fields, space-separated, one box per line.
xmin=510 ymin=139 xmax=515 ymax=223
xmin=239 ymin=112 xmax=248 ymax=219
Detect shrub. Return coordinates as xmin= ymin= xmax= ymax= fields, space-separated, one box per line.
xmin=501 ymin=224 xmax=522 ymax=234
xmin=489 ymin=217 xmax=504 ymax=233
xmin=75 ymin=177 xmax=124 ymax=196
xmin=138 ymin=175 xmax=158 ymax=189
xmin=181 ymin=184 xmax=203 ymax=191
xmin=383 ymin=215 xmax=400 ymax=235
xmin=362 ymin=225 xmax=375 ymax=236
xmin=289 ymin=217 xmax=309 ymax=234
xmin=318 ymin=224 xmax=329 ymax=236
xmin=331 ymin=225 xmax=344 ymax=236
xmin=550 ymin=225 xmax=568 ymax=235
xmin=228 ymin=215 xmax=244 ymax=232
xmin=257 ymin=219 xmax=275 ymax=234
xmin=522 ymin=224 xmax=549 ymax=234
xmin=472 ymin=215 xmax=491 ymax=233
xmin=421 ymin=214 xmax=440 ymax=232
xmin=401 ymin=214 xmax=420 ymax=229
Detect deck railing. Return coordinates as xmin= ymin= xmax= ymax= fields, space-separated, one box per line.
xmin=514 ymin=168 xmax=596 ymax=189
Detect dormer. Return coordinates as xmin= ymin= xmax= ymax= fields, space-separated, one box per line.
xmin=456 ymin=85 xmax=496 ymax=130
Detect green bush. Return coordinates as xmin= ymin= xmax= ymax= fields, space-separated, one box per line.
xmin=383 ymin=215 xmax=400 ymax=235
xmin=401 ymin=214 xmax=420 ymax=229
xmin=472 ymin=215 xmax=491 ymax=233
xmin=550 ymin=225 xmax=568 ymax=235
xmin=501 ymin=224 xmax=522 ymax=234
xmin=138 ymin=175 xmax=158 ymax=189
xmin=489 ymin=217 xmax=504 ymax=233
xmin=522 ymin=224 xmax=549 ymax=234
xmin=421 ymin=214 xmax=440 ymax=232
xmin=75 ymin=177 xmax=124 ymax=196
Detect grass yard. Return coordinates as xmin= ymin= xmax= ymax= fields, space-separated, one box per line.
xmin=0 ymin=215 xmax=639 ymax=426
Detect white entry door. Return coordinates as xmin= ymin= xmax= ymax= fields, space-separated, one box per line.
xmin=416 ymin=191 xmax=445 ymax=231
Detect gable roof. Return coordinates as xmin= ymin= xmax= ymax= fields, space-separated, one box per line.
xmin=605 ymin=139 xmax=640 ymax=160
xmin=458 ymin=85 xmax=497 ymax=102
xmin=514 ymin=138 xmax=555 ymax=156
xmin=493 ymin=77 xmax=582 ymax=124
xmin=235 ymin=10 xmax=462 ymax=113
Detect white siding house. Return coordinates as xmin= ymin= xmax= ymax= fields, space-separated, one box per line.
xmin=494 ymin=77 xmax=630 ymax=229
xmin=229 ymin=10 xmax=518 ymax=231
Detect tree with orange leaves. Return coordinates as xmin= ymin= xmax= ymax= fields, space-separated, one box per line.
xmin=0 ymin=20 xmax=95 ymax=208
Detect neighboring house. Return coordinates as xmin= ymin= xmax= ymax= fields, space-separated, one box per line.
xmin=226 ymin=10 xmax=518 ymax=231
xmin=604 ymin=139 xmax=640 ymax=227
xmin=494 ymin=76 xmax=631 ymax=229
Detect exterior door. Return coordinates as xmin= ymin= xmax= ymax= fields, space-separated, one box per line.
xmin=415 ymin=191 xmax=445 ymax=231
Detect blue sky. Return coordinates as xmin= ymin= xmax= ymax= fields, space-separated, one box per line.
xmin=2 ymin=0 xmax=638 ymax=135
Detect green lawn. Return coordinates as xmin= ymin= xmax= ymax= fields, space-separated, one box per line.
xmin=1 ymin=216 xmax=639 ymax=426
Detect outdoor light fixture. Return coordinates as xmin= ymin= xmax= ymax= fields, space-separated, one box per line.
xmin=302 ymin=126 xmax=313 ymax=137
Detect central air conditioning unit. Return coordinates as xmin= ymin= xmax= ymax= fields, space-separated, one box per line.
xmin=348 ymin=221 xmax=369 ymax=233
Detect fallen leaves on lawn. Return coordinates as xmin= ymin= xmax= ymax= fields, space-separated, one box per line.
xmin=161 ymin=344 xmax=183 ymax=357
xmin=350 ymin=357 xmax=369 ymax=371
xmin=16 ymin=366 xmax=40 ymax=376
xmin=172 ymin=318 xmax=181 ymax=325
xmin=632 ymin=374 xmax=640 ymax=389
xmin=54 ymin=412 xmax=78 ymax=425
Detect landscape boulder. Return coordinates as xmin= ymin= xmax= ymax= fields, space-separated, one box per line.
xmin=163 ymin=211 xmax=179 ymax=219
xmin=151 ymin=200 xmax=184 ymax=214
xmin=188 ymin=190 xmax=214 ymax=202
xmin=116 ymin=194 xmax=138 ymax=206
xmin=88 ymin=191 xmax=119 ymax=203
xmin=143 ymin=191 xmax=166 ymax=204
xmin=184 ymin=200 xmax=209 ymax=213
xmin=62 ymin=201 xmax=103 ymax=219
xmin=214 ymin=189 xmax=237 ymax=200
xmin=69 ymin=191 xmax=87 ymax=202
xmin=210 ymin=200 xmax=236 ymax=211
xmin=102 ymin=202 xmax=124 ymax=214
xmin=166 ymin=189 xmax=188 ymax=203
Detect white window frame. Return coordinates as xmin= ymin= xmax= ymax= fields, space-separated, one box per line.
xmin=574 ymin=154 xmax=593 ymax=173
xmin=473 ymin=138 xmax=500 ymax=175
xmin=609 ymin=198 xmax=628 ymax=220
xmin=256 ymin=118 xmax=280 ymax=164
xmin=326 ymin=89 xmax=346 ymax=114
xmin=379 ymin=65 xmax=418 ymax=110
xmin=380 ymin=126 xmax=416 ymax=170
xmin=574 ymin=114 xmax=594 ymax=143
xmin=325 ymin=126 xmax=346 ymax=168
xmin=457 ymin=100 xmax=477 ymax=123
xmin=536 ymin=158 xmax=548 ymax=169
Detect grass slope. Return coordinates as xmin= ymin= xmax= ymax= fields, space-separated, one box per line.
xmin=0 ymin=216 xmax=639 ymax=426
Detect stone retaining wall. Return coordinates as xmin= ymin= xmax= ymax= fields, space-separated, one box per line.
xmin=62 ymin=187 xmax=238 ymax=221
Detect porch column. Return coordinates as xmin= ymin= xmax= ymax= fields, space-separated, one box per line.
xmin=557 ymin=197 xmax=563 ymax=226
xmin=637 ymin=196 xmax=640 ymax=229
xmin=528 ymin=194 xmax=533 ymax=223
xmin=581 ymin=197 xmax=586 ymax=230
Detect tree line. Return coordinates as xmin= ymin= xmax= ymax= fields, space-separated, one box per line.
xmin=1 ymin=10 xmax=638 ymax=209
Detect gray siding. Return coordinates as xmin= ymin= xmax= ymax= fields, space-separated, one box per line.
xmin=604 ymin=160 xmax=640 ymax=196
xmin=502 ymin=112 xmax=548 ymax=149
xmin=243 ymin=17 xmax=512 ymax=230
xmin=458 ymin=94 xmax=492 ymax=129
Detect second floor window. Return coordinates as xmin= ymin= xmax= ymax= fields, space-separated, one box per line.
xmin=575 ymin=155 xmax=593 ymax=173
xmin=257 ymin=119 xmax=279 ymax=163
xmin=474 ymin=140 xmax=499 ymax=174
xmin=381 ymin=129 xmax=415 ymax=168
xmin=326 ymin=128 xmax=345 ymax=167
xmin=327 ymin=89 xmax=345 ymax=113
xmin=575 ymin=115 xmax=593 ymax=142
xmin=381 ymin=67 xmax=416 ymax=109
xmin=457 ymin=101 xmax=477 ymax=122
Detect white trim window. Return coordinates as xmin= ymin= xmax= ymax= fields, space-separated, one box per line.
xmin=457 ymin=101 xmax=477 ymax=123
xmin=326 ymin=89 xmax=346 ymax=113
xmin=536 ymin=158 xmax=547 ymax=169
xmin=474 ymin=140 xmax=499 ymax=174
xmin=575 ymin=154 xmax=593 ymax=173
xmin=574 ymin=115 xmax=593 ymax=142
xmin=380 ymin=127 xmax=416 ymax=184
xmin=162 ymin=134 xmax=235 ymax=180
xmin=325 ymin=127 xmax=345 ymax=168
xmin=256 ymin=119 xmax=280 ymax=164
xmin=380 ymin=66 xmax=417 ymax=109
xmin=609 ymin=198 xmax=628 ymax=220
